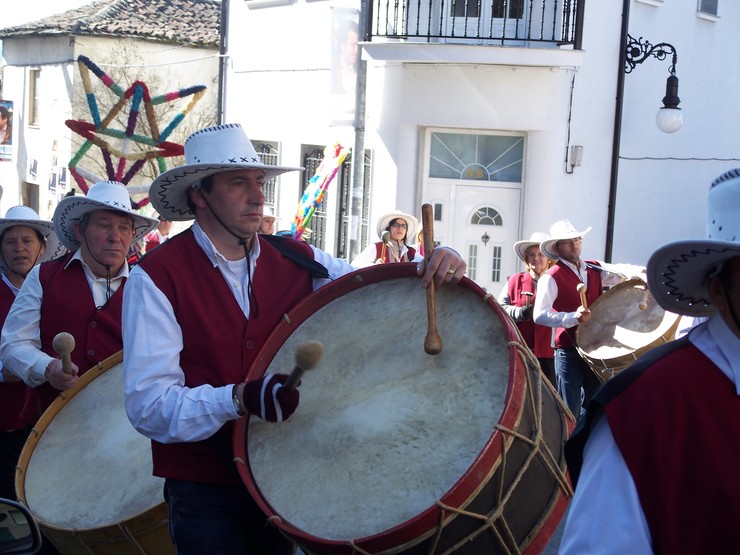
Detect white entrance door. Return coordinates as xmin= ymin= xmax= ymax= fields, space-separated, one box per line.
xmin=422 ymin=128 xmax=525 ymax=295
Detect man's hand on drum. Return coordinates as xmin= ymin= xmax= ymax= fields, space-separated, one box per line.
xmin=44 ymin=358 xmax=79 ymax=391
xmin=417 ymin=247 xmax=467 ymax=288
xmin=576 ymin=306 xmax=592 ymax=323
xmin=242 ymin=373 xmax=300 ymax=423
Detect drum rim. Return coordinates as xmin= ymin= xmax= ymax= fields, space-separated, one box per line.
xmin=233 ymin=264 xmax=531 ymax=552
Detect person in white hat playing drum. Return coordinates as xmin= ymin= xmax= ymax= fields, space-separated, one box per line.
xmin=497 ymin=231 xmax=557 ymax=385
xmin=533 ymin=219 xmax=645 ymax=419
xmin=351 ymin=210 xmax=421 ymax=267
xmin=560 ymin=169 xmax=740 ymax=554
xmin=122 ymin=123 xmax=467 ymax=555
xmin=0 ymin=206 xmax=64 ymax=501
xmin=0 ymin=181 xmax=157 ymax=420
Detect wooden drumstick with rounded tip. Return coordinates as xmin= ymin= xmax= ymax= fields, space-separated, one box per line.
xmin=639 ymin=289 xmax=650 ymax=311
xmin=52 ymin=332 xmax=75 ymax=375
xmin=422 ymin=203 xmax=443 ymax=355
xmin=576 ymin=283 xmax=588 ymax=309
xmin=284 ymin=340 xmax=324 ymax=391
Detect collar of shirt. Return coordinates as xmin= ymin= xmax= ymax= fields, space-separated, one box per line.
xmin=1 ymin=272 xmax=20 ymax=295
xmin=558 ymin=258 xmax=587 ymax=283
xmin=65 ymin=249 xmax=128 ymax=307
xmin=690 ymin=314 xmax=740 ymax=394
xmin=192 ymin=221 xmax=261 ymax=268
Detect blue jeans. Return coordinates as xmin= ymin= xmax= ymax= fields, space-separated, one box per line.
xmin=165 ymin=480 xmax=295 ymax=555
xmin=555 ymin=347 xmax=601 ymax=420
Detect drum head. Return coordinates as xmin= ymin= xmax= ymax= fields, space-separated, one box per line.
xmin=19 ymin=353 xmax=165 ymax=531
xmin=577 ymin=279 xmax=680 ymax=363
xmin=236 ymin=265 xmax=519 ymax=549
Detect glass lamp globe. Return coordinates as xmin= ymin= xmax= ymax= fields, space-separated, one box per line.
xmin=656 ymin=107 xmax=683 ymax=133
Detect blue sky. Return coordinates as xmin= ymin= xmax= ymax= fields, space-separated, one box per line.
xmin=3 ymin=1 xmax=91 ymax=27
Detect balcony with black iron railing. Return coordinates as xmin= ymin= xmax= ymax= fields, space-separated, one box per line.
xmin=368 ymin=0 xmax=583 ymax=49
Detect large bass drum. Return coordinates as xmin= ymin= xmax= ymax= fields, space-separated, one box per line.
xmin=15 ymin=351 xmax=173 ymax=554
xmin=577 ymin=279 xmax=681 ymax=383
xmin=234 ymin=264 xmax=574 ymax=554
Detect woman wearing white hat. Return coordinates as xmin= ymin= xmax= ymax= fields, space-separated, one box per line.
xmin=497 ymin=232 xmax=556 ymax=385
xmin=561 ymin=169 xmax=740 ymax=554
xmin=0 ymin=181 xmax=157 ymax=421
xmin=0 ymin=206 xmax=64 ymax=501
xmin=351 ymin=210 xmax=421 ymax=267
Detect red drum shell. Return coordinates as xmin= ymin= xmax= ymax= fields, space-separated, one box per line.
xmin=234 ymin=264 xmax=573 ymax=554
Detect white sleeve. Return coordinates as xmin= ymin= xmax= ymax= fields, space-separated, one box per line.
xmin=0 ymin=266 xmax=53 ymax=386
xmin=350 ymin=243 xmax=377 ymax=268
xmin=122 ymin=266 xmax=236 ymax=444
xmin=559 ymin=416 xmax=653 ymax=555
xmin=533 ymin=273 xmax=579 ymax=329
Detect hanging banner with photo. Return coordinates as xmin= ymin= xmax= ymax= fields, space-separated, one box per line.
xmin=331 ymin=8 xmax=359 ymax=126
xmin=0 ymin=100 xmax=14 ymax=161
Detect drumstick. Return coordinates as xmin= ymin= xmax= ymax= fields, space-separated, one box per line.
xmin=576 ymin=283 xmax=588 ymax=309
xmin=421 ymin=203 xmax=443 ymax=355
xmin=639 ymin=288 xmax=650 ymax=311
xmin=522 ymin=291 xmax=533 ymax=309
xmin=52 ymin=332 xmax=75 ymax=375
xmin=284 ymin=340 xmax=324 ymax=391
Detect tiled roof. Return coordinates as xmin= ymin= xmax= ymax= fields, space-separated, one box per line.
xmin=0 ymin=0 xmax=221 ymax=48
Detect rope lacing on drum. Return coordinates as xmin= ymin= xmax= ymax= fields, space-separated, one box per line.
xmin=421 ymin=341 xmax=574 ymax=555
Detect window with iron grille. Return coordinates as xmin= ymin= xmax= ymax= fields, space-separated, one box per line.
xmin=253 ymin=141 xmax=279 ymax=213
xmin=698 ymin=0 xmax=718 ymax=16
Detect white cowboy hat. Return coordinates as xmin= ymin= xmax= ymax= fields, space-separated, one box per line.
xmin=514 ymin=231 xmax=551 ymax=263
xmin=539 ymin=220 xmax=592 ymax=260
xmin=262 ymin=207 xmax=276 ymax=222
xmin=376 ymin=211 xmax=420 ymax=242
xmin=647 ymin=168 xmax=740 ymax=317
xmin=53 ymin=181 xmax=159 ymax=250
xmin=149 ymin=124 xmax=303 ymax=221
xmin=0 ymin=206 xmax=66 ymax=263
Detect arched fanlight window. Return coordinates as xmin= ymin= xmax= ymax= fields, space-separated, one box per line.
xmin=471 ymin=207 xmax=503 ymax=226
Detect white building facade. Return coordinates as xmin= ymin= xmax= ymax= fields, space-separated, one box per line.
xmin=229 ymin=0 xmax=738 ymax=293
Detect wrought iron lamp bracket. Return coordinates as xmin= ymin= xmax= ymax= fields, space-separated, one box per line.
xmin=625 ymin=34 xmax=678 ymax=76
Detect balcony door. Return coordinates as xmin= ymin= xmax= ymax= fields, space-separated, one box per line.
xmin=444 ymin=0 xmax=527 ymax=42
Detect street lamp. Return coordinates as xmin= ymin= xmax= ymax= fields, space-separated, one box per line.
xmin=625 ymin=34 xmax=683 ymax=133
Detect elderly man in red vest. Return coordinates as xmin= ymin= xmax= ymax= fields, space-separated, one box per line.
xmin=560 ymin=169 xmax=740 ymax=553
xmin=0 ymin=181 xmax=157 ymax=420
xmin=533 ymin=220 xmax=644 ymax=419
xmin=122 ymin=123 xmax=467 ymax=555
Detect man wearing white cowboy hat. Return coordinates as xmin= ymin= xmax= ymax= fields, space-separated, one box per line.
xmin=0 ymin=181 xmax=157 ymax=421
xmin=351 ymin=210 xmax=423 ymax=267
xmin=122 ymin=123 xmax=467 ymax=555
xmin=257 ymin=206 xmax=277 ymax=235
xmin=560 ymin=169 xmax=740 ymax=554
xmin=533 ymin=219 xmax=645 ymax=419
xmin=0 ymin=206 xmax=64 ymax=501
xmin=497 ymin=231 xmax=556 ymax=385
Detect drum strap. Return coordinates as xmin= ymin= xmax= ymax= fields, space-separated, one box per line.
xmin=261 ymin=235 xmax=330 ymax=279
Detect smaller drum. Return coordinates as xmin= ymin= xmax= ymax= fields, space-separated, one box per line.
xmin=15 ymin=351 xmax=173 ymax=555
xmin=577 ymin=279 xmax=681 ymax=383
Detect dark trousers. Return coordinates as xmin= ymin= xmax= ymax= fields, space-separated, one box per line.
xmin=0 ymin=428 xmax=28 ymax=500
xmin=165 ymin=479 xmax=295 ymax=555
xmin=555 ymin=347 xmax=600 ymax=420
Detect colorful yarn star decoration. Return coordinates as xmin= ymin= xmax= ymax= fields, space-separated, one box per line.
xmin=65 ymin=55 xmax=207 ymax=209
xmin=291 ymin=141 xmax=350 ymax=241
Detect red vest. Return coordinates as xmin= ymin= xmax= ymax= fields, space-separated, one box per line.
xmin=21 ymin=256 xmax=124 ymax=421
xmin=138 ymin=230 xmax=315 ymax=485
xmin=373 ymin=242 xmax=417 ymax=263
xmin=606 ymin=343 xmax=740 ymax=553
xmin=548 ymin=260 xmax=601 ymax=348
xmin=0 ymin=281 xmax=34 ymax=430
xmin=505 ymin=272 xmax=553 ymax=359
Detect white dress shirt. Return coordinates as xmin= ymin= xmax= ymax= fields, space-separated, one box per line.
xmin=533 ymin=258 xmax=645 ymax=331
xmin=123 ymin=222 xmax=355 ymax=444
xmin=0 ymin=250 xmax=128 ymax=387
xmin=559 ymin=314 xmax=739 ymax=554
